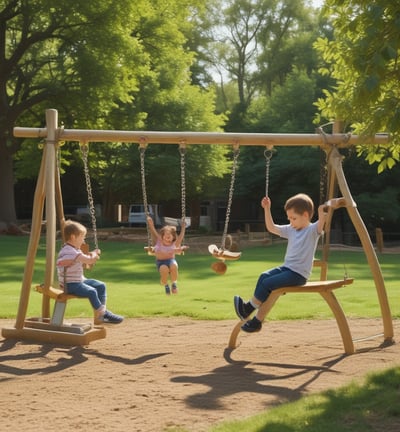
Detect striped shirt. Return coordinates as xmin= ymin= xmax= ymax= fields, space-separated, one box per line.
xmin=57 ymin=243 xmax=84 ymax=285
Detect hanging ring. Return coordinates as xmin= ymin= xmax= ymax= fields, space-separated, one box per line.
xmin=264 ymin=147 xmax=273 ymax=161
xmin=139 ymin=137 xmax=147 ymax=151
xmin=179 ymin=140 xmax=187 ymax=153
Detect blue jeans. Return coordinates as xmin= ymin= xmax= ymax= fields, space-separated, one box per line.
xmin=65 ymin=279 xmax=107 ymax=310
xmin=254 ymin=266 xmax=306 ymax=302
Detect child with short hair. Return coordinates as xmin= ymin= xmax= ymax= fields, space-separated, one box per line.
xmin=57 ymin=220 xmax=123 ymax=324
xmin=147 ymin=216 xmax=187 ymax=295
xmin=234 ymin=193 xmax=326 ymax=332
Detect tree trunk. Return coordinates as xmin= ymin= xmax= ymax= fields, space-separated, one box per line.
xmin=0 ymin=138 xmax=17 ymax=223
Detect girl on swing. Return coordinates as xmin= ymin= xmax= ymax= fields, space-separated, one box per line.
xmin=147 ymin=216 xmax=187 ymax=295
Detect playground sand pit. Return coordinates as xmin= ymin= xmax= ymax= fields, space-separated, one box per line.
xmin=0 ymin=317 xmax=399 ymax=431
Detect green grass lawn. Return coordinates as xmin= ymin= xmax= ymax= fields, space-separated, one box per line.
xmin=0 ymin=234 xmax=399 ymax=321
xmin=210 ymin=367 xmax=400 ymax=432
xmin=1 ymin=233 xmax=399 ymax=432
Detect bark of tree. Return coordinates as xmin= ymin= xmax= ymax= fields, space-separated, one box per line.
xmin=0 ymin=138 xmax=17 ymax=223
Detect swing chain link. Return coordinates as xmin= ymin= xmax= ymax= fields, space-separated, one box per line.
xmin=179 ymin=144 xmax=186 ymax=221
xmin=139 ymin=143 xmax=152 ymax=247
xmin=80 ymin=142 xmax=98 ymax=250
xmin=264 ymin=148 xmax=273 ymax=197
xmin=221 ymin=146 xmax=240 ymax=250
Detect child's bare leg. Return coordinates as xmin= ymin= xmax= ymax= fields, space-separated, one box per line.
xmin=159 ymin=265 xmax=169 ymax=285
xmin=159 ymin=265 xmax=171 ymax=294
xmin=251 ymin=296 xmax=272 ymax=322
xmin=170 ymin=264 xmax=179 ymax=293
xmin=170 ymin=264 xmax=178 ymax=282
xmin=251 ymin=296 xmax=262 ymax=309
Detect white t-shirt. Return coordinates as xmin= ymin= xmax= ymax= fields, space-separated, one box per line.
xmin=277 ymin=222 xmax=321 ymax=279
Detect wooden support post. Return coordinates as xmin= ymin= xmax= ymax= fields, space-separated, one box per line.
xmin=328 ymin=148 xmax=393 ymax=342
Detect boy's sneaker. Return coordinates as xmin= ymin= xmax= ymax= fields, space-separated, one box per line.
xmin=234 ymin=296 xmax=255 ymax=320
xmin=165 ymin=285 xmax=171 ymax=295
xmin=171 ymin=283 xmax=178 ymax=294
xmin=95 ymin=310 xmax=124 ymax=325
xmin=241 ymin=316 xmax=262 ymax=333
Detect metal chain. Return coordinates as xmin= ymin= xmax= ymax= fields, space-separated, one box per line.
xmin=139 ymin=143 xmax=152 ymax=247
xmin=221 ymin=146 xmax=240 ymax=250
xmin=80 ymin=142 xmax=98 ymax=250
xmin=319 ymin=147 xmax=328 ymax=205
xmin=179 ymin=144 xmax=186 ymax=221
xmin=264 ymin=148 xmax=273 ymax=197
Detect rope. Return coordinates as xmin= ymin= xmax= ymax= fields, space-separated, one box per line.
xmin=221 ymin=145 xmax=240 ymax=250
xmin=80 ymin=142 xmax=98 ymax=250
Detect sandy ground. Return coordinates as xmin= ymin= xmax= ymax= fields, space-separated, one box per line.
xmin=0 ymin=317 xmax=399 ymax=432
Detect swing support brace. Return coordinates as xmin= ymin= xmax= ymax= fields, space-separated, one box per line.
xmin=2 ymin=109 xmax=106 ymax=345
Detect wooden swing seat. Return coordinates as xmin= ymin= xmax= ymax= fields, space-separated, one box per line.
xmin=229 ymin=277 xmax=355 ymax=354
xmin=22 ymin=284 xmax=107 ymax=344
xmin=144 ymin=245 xmax=189 ymax=256
xmin=208 ymin=244 xmax=242 ymax=261
xmin=35 ymin=283 xmax=78 ymax=302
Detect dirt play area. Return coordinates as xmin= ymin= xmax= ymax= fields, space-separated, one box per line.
xmin=0 ymin=317 xmax=399 ymax=431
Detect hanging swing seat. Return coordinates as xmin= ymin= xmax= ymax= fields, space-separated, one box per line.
xmin=208 ymin=244 xmax=242 ymax=260
xmin=144 ymin=245 xmax=189 ymax=256
xmin=144 ymin=246 xmax=156 ymax=256
xmin=228 ymin=276 xmax=355 ymax=354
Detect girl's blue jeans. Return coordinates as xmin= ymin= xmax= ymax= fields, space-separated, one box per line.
xmin=65 ymin=278 xmax=106 ymax=310
xmin=254 ymin=266 xmax=306 ymax=302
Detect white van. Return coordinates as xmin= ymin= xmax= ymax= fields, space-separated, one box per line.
xmin=128 ymin=204 xmax=162 ymax=226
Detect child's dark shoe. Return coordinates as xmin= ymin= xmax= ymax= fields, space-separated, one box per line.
xmin=234 ymin=296 xmax=255 ymax=320
xmin=241 ymin=316 xmax=262 ymax=333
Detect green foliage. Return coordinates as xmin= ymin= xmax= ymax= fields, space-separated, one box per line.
xmin=314 ymin=1 xmax=400 ymax=170
xmin=248 ymin=68 xmax=318 ymax=133
xmin=2 ymin=0 xmax=229 ymax=223
xmin=208 ymin=0 xmax=321 ymax=130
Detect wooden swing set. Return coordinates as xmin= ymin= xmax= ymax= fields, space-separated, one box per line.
xmin=1 ymin=109 xmax=394 ymax=352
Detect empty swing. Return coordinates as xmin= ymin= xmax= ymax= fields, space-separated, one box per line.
xmin=209 ymin=144 xmax=242 ymax=274
xmin=139 ymin=142 xmax=189 ymax=255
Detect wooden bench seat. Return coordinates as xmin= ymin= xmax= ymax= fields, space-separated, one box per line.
xmin=35 ymin=284 xmax=78 ymax=302
xmin=229 ymin=278 xmax=355 ymax=354
xmin=8 ymin=284 xmax=107 ymax=345
xmin=35 ymin=284 xmax=81 ymax=327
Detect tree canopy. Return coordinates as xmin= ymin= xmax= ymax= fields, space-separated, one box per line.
xmin=314 ymin=1 xmax=400 ymax=172
xmin=1 ymin=0 xmax=398 ymax=235
xmin=0 ymin=0 xmax=226 ymax=224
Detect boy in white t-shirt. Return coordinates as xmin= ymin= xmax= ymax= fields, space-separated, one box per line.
xmin=234 ymin=193 xmax=327 ymax=333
